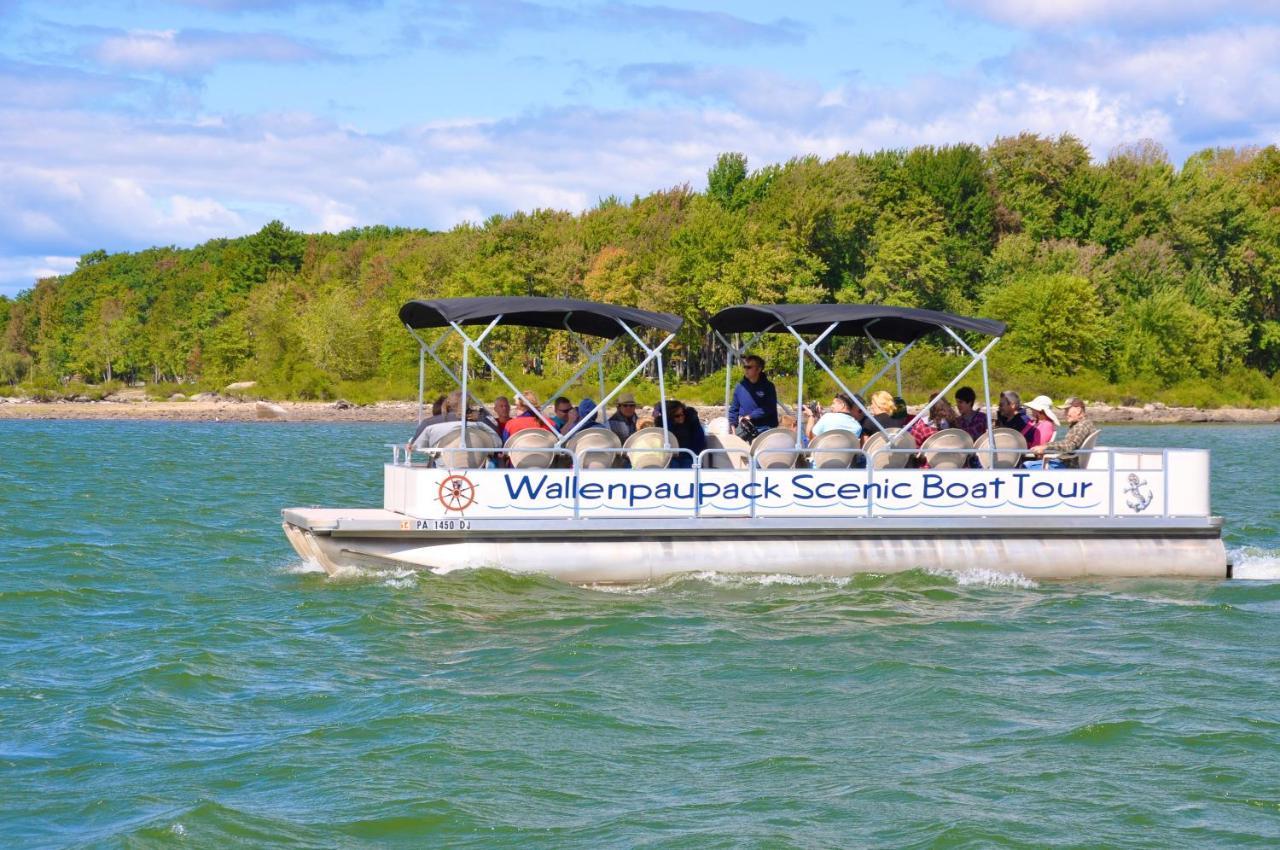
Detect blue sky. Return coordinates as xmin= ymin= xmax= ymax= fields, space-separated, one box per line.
xmin=2 ymin=0 xmax=1279 ymax=296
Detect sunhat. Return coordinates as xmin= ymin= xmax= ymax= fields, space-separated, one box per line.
xmin=1024 ymin=394 xmax=1060 ymax=425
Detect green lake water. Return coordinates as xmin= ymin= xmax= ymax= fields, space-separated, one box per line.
xmin=2 ymin=420 xmax=1279 ymax=848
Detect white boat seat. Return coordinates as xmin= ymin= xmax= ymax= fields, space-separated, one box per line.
xmin=623 ymin=427 xmax=675 ymax=469
xmin=565 ymin=427 xmax=622 ymax=469
xmin=751 ymin=428 xmax=799 ymax=469
xmin=974 ymin=427 xmax=1027 ymax=469
xmin=918 ymin=428 xmax=974 ymax=470
xmin=1071 ymin=428 xmax=1103 ymax=469
xmin=433 ymin=423 xmax=501 ymax=469
xmin=806 ymin=429 xmax=860 ymax=469
xmin=505 ymin=428 xmax=559 ymax=469
xmin=861 ymin=427 xmax=913 ymax=469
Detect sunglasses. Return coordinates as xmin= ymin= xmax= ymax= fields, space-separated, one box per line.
xmin=556 ymin=408 xmax=572 ymax=415
xmin=620 ymin=402 xmax=636 ymax=407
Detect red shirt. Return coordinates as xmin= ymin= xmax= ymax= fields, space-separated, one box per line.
xmin=503 ymin=412 xmax=551 ymax=441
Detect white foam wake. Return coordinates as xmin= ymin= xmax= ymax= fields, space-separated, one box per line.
xmin=926 ymin=567 xmax=1039 ymax=589
xmin=1230 ymin=548 xmax=1280 ymax=581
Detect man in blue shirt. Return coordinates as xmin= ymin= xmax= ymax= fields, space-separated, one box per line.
xmin=728 ymin=355 xmax=778 ymax=436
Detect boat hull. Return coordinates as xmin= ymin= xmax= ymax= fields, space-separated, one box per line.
xmin=281 ymin=510 xmax=1229 ymax=581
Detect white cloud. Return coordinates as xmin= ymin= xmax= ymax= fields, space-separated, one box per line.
xmin=952 ymin=0 xmax=1277 ymax=29
xmin=94 ymin=28 xmax=325 ymax=75
xmin=0 ymin=255 xmax=77 ymax=297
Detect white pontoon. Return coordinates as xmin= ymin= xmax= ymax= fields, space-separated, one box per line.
xmin=281 ymin=297 xmax=1228 ymax=581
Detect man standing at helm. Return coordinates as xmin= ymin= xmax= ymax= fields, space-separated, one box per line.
xmin=728 ymin=354 xmax=778 ymax=439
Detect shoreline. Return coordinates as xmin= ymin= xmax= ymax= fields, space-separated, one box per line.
xmin=2 ymin=397 xmax=1279 ymax=425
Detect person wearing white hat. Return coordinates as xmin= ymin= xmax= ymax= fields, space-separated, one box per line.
xmin=1028 ymin=397 xmax=1097 ymax=468
xmin=1022 ymin=394 xmax=1059 ymax=448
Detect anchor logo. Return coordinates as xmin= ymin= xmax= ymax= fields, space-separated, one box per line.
xmin=437 ymin=474 xmax=477 ymax=513
xmin=1124 ymin=473 xmax=1153 ymax=513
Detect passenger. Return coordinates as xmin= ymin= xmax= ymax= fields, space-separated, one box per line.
xmin=806 ymin=392 xmax=863 ymax=442
xmin=492 ymin=396 xmax=511 ymax=433
xmin=430 ymin=394 xmax=447 ymax=416
xmin=407 ymin=390 xmax=500 ymax=459
xmin=655 ymin=399 xmax=707 ymax=469
xmin=575 ymin=398 xmax=607 ymax=429
xmin=728 ymin=354 xmax=779 ymax=439
xmin=868 ymin=390 xmax=902 ymax=431
xmin=502 ymin=391 xmax=551 ymax=441
xmin=953 ymin=386 xmax=990 ymax=440
xmin=909 ymin=392 xmax=956 ymax=448
xmin=1026 ymin=397 xmax=1097 ymax=468
xmin=996 ymin=390 xmax=1035 ymax=441
xmin=550 ymin=396 xmax=574 ymax=432
xmin=608 ymin=392 xmax=640 ymax=441
xmin=1022 ymin=395 xmax=1061 ymax=450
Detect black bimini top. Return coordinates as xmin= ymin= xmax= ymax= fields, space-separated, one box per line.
xmin=399 ymin=296 xmax=683 ymax=339
xmin=709 ymin=303 xmax=1005 ymax=343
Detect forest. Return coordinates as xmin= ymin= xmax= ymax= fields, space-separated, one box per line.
xmin=2 ymin=133 xmax=1279 ymax=408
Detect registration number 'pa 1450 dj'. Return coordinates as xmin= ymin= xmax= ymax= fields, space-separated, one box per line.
xmin=403 ymin=519 xmax=471 ymax=531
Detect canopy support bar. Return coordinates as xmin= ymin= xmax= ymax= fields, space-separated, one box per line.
xmin=556 ymin=325 xmax=676 ymax=448
xmin=897 ymin=335 xmax=1001 ymax=462
xmin=447 ymin=319 xmax=558 ymax=432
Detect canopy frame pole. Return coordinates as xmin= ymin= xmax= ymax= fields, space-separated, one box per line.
xmin=898 ymin=335 xmax=1001 ymax=445
xmin=460 ymin=316 xmax=502 ymax=448
xmin=547 ymin=317 xmax=618 ymax=412
xmin=556 ymin=325 xmax=676 ymax=447
xmin=784 ymin=323 xmax=884 ymax=435
xmin=859 ymin=328 xmax=916 ymax=398
xmin=447 ymin=319 xmax=557 ymax=432
xmin=941 ymin=326 xmax=999 ymax=467
xmin=784 ymin=323 xmax=841 ymax=446
xmin=714 ymin=327 xmax=770 ymax=417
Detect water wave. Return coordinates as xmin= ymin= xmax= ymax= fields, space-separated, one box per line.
xmin=1231 ymin=547 xmax=1280 ymax=581
xmin=926 ymin=567 xmax=1039 ymax=589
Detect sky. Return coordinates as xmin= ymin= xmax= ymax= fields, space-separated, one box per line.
xmin=2 ymin=0 xmax=1279 ymax=297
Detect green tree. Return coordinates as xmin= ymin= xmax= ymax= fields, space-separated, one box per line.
xmin=980 ymin=271 xmax=1109 ymax=375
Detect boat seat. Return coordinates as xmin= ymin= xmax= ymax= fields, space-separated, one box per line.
xmin=861 ymin=427 xmax=913 ymax=469
xmin=751 ymin=428 xmax=800 ymax=469
xmin=918 ymin=428 xmax=974 ymax=470
xmin=565 ymin=427 xmax=622 ymax=470
xmin=705 ymin=415 xmax=731 ymax=436
xmin=505 ymin=428 xmax=559 ymax=469
xmin=623 ymin=427 xmax=676 ymax=469
xmin=702 ymin=433 xmax=750 ymax=469
xmin=433 ymin=423 xmax=501 ymax=469
xmin=974 ymin=427 xmax=1027 ymax=469
xmin=1074 ymin=428 xmax=1103 ymax=469
xmin=805 ymin=429 xmax=861 ymax=469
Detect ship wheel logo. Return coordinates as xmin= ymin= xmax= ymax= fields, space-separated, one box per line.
xmin=437 ymin=474 xmax=476 ymax=513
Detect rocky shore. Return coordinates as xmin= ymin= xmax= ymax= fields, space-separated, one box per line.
xmin=1 ymin=393 xmax=1278 ymax=424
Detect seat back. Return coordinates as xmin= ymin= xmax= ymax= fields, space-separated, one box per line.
xmin=505 ymin=428 xmax=558 ymax=469
xmin=806 ymin=429 xmax=860 ymax=469
xmin=565 ymin=427 xmax=622 ymax=470
xmin=862 ymin=427 xmax=912 ymax=469
xmin=751 ymin=428 xmax=799 ymax=469
xmin=434 ymin=424 xmax=501 ymax=469
xmin=918 ymin=428 xmax=974 ymax=470
xmin=1076 ymin=428 xmax=1103 ymax=469
xmin=623 ymin=427 xmax=675 ymax=469
xmin=974 ymin=427 xmax=1028 ymax=469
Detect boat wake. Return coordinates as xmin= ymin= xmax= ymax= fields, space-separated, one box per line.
xmin=1230 ymin=547 xmax=1280 ymax=581
xmin=925 ymin=567 xmax=1039 ymax=589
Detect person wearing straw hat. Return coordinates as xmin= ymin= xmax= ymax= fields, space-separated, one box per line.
xmin=1027 ymin=397 xmax=1097 ymax=468
xmin=1022 ymin=394 xmax=1059 ymax=449
xmin=608 ymin=392 xmax=640 ymax=441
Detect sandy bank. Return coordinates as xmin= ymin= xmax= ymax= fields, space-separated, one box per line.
xmin=1 ymin=396 xmax=1278 ymax=425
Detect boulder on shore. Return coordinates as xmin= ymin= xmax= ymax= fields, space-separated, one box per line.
xmin=256 ymin=401 xmax=288 ymax=420
xmin=225 ymin=381 xmax=257 ymax=392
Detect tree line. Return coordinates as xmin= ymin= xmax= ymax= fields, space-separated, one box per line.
xmin=2 ymin=134 xmax=1278 ymax=406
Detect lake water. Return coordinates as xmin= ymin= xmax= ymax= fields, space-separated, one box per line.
xmin=2 ymin=421 xmax=1279 ymax=847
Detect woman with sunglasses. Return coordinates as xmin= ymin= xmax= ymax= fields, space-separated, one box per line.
xmin=655 ymin=399 xmax=707 ymax=469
